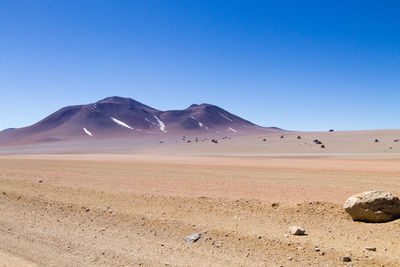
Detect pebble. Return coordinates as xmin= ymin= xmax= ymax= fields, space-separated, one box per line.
xmin=341 ymin=256 xmax=351 ymax=262
xmin=185 ymin=233 xmax=202 ymax=243
xmin=365 ymin=247 xmax=377 ymax=252
xmin=288 ymin=226 xmax=306 ymax=235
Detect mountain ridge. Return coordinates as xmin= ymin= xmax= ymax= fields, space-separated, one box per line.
xmin=0 ymin=96 xmax=282 ymax=145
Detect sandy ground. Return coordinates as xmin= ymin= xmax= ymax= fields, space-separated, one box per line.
xmin=1 ymin=129 xmax=400 ymax=266
xmin=1 ymin=153 xmax=400 ymax=266
xmin=1 ymin=129 xmax=400 ymax=155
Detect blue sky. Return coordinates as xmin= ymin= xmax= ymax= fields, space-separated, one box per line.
xmin=1 ymin=1 xmax=399 ymax=131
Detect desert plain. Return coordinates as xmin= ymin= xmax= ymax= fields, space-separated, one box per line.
xmin=1 ymin=130 xmax=400 ymax=266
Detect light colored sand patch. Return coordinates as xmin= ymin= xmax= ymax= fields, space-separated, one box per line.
xmin=0 ymin=251 xmax=36 ymax=266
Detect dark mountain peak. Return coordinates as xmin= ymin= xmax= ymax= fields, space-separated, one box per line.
xmin=95 ymin=96 xmax=158 ymax=113
xmin=97 ymin=96 xmax=135 ymax=104
xmin=186 ymin=103 xmax=215 ymax=110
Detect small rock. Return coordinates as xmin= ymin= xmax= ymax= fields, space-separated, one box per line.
xmin=85 ymin=208 xmax=90 ymax=212
xmin=315 ymin=248 xmax=320 ymax=252
xmin=185 ymin=233 xmax=201 ymax=243
xmin=341 ymin=256 xmax=351 ymax=262
xmin=288 ymin=226 xmax=306 ymax=235
xmin=38 ymin=180 xmax=43 ymax=183
xmin=365 ymin=247 xmax=377 ymax=252
xmin=287 ymin=256 xmax=293 ymax=261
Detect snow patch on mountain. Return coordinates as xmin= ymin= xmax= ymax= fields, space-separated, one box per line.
xmin=111 ymin=117 xmax=133 ymax=130
xmin=83 ymin=128 xmax=93 ymax=136
xmin=219 ymin=113 xmax=233 ymax=121
xmin=153 ymin=116 xmax=167 ymax=133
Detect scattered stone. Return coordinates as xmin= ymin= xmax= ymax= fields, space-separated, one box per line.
xmin=288 ymin=226 xmax=306 ymax=235
xmin=375 ymin=139 xmax=379 ymax=142
xmin=341 ymin=256 xmax=351 ymax=262
xmin=85 ymin=208 xmax=90 ymax=212
xmin=38 ymin=180 xmax=43 ymax=183
xmin=343 ymin=191 xmax=400 ymax=222
xmin=271 ymin=202 xmax=279 ymax=208
xmin=185 ymin=233 xmax=202 ymax=243
xmin=297 ymin=136 xmax=302 ymax=139
xmin=315 ymin=247 xmax=320 ymax=252
xmin=329 ymin=129 xmax=334 ymax=132
xmin=287 ymin=256 xmax=293 ymax=261
xmin=365 ymin=247 xmax=377 ymax=252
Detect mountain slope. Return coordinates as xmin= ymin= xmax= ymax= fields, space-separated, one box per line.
xmin=0 ymin=96 xmax=282 ymax=145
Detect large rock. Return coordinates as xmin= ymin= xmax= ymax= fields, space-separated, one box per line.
xmin=344 ymin=191 xmax=400 ymax=222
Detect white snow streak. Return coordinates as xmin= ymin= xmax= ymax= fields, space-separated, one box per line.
xmin=219 ymin=113 xmax=233 ymax=121
xmin=191 ymin=116 xmax=204 ymax=128
xmin=83 ymin=128 xmax=93 ymax=136
xmin=228 ymin=127 xmax=237 ymax=133
xmin=153 ymin=116 xmax=167 ymax=133
xmin=111 ymin=117 xmax=133 ymax=130
xmin=145 ymin=118 xmax=155 ymax=125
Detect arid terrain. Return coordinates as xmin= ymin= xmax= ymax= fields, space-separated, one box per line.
xmin=1 ymin=130 xmax=400 ymax=266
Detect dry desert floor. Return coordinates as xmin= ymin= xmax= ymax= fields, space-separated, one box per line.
xmin=0 ymin=151 xmax=400 ymax=266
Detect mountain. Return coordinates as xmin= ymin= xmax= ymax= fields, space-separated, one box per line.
xmin=0 ymin=96 xmax=282 ymax=145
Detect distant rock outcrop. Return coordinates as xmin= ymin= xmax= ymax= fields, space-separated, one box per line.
xmin=344 ymin=191 xmax=400 ymax=222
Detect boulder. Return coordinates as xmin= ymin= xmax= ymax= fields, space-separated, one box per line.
xmin=344 ymin=191 xmax=400 ymax=222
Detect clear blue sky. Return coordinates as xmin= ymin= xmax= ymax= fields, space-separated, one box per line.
xmin=1 ymin=1 xmax=399 ymax=131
